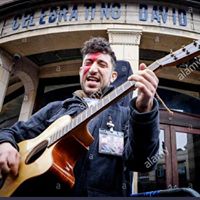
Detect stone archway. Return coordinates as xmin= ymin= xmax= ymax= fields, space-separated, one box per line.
xmin=12 ymin=56 xmax=39 ymax=121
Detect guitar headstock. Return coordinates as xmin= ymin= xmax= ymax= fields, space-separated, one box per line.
xmin=161 ymin=40 xmax=200 ymax=66
xmin=149 ymin=40 xmax=200 ymax=71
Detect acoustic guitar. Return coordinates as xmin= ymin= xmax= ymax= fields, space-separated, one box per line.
xmin=0 ymin=40 xmax=199 ymax=196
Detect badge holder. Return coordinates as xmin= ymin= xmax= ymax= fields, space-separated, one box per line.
xmin=98 ymin=117 xmax=124 ymax=156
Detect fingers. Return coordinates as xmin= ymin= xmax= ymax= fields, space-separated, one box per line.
xmin=139 ymin=63 xmax=147 ymax=70
xmin=128 ymin=63 xmax=158 ymax=91
xmin=128 ymin=71 xmax=158 ymax=95
xmin=136 ymin=64 xmax=158 ymax=83
xmin=134 ymin=81 xmax=152 ymax=98
xmin=8 ymin=152 xmax=20 ymax=176
xmin=0 ymin=153 xmax=11 ymax=175
xmin=128 ymin=63 xmax=159 ymax=112
xmin=0 ymin=143 xmax=20 ymax=177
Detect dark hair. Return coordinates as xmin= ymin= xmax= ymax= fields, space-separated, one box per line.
xmin=81 ymin=37 xmax=117 ymax=68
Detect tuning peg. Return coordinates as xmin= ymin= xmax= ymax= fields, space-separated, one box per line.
xmin=182 ymin=45 xmax=186 ymax=52
xmin=186 ymin=50 xmax=190 ymax=55
xmin=193 ymin=40 xmax=197 ymax=46
xmin=169 ymin=49 xmax=177 ymax=59
xmin=170 ymin=49 xmax=174 ymax=57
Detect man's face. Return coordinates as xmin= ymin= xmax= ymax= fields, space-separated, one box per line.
xmin=79 ymin=52 xmax=117 ymax=96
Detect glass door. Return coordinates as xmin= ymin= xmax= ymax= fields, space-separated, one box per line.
xmin=170 ymin=126 xmax=200 ymax=193
xmin=138 ymin=124 xmax=171 ymax=192
xmin=138 ymin=123 xmax=200 ymax=193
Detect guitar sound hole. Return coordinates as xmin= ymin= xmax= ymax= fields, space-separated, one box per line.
xmin=25 ymin=140 xmax=48 ymax=164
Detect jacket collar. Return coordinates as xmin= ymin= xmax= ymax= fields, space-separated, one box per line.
xmin=62 ymin=85 xmax=119 ymax=109
xmin=73 ymin=85 xmax=115 ymax=99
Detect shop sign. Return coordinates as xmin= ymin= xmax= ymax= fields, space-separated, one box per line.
xmin=11 ymin=3 xmax=189 ymax=31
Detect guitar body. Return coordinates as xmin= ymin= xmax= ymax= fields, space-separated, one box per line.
xmin=0 ymin=115 xmax=94 ymax=197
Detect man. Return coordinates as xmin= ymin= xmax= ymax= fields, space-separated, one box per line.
xmin=0 ymin=37 xmax=159 ymax=196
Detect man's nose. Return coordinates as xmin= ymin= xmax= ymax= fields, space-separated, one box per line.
xmin=89 ymin=62 xmax=98 ymax=74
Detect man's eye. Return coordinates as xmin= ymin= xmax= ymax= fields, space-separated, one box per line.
xmin=85 ymin=61 xmax=92 ymax=66
xmin=99 ymin=62 xmax=107 ymax=68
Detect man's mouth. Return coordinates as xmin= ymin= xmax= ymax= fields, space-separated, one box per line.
xmin=86 ymin=76 xmax=100 ymax=83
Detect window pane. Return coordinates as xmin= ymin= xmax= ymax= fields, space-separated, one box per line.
xmin=176 ymin=132 xmax=200 ymax=193
xmin=138 ymin=129 xmax=167 ymax=192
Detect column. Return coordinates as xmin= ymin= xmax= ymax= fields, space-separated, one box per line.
xmin=13 ymin=57 xmax=39 ymax=121
xmin=107 ymin=28 xmax=142 ymax=72
xmin=108 ymin=28 xmax=142 ymax=194
xmin=19 ymin=89 xmax=37 ymax=121
xmin=0 ymin=67 xmax=10 ymax=111
xmin=0 ymin=49 xmax=13 ymax=112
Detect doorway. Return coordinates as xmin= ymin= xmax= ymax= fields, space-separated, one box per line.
xmin=138 ymin=111 xmax=200 ymax=193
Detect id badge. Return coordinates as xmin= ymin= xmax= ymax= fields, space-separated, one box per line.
xmin=99 ymin=128 xmax=124 ymax=156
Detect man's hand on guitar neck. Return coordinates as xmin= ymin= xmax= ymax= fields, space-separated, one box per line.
xmin=128 ymin=63 xmax=159 ymax=113
xmin=0 ymin=142 xmax=20 ymax=177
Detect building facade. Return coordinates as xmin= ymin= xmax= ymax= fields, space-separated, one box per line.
xmin=0 ymin=0 xmax=200 ymax=195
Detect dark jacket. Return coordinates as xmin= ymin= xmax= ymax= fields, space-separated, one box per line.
xmin=0 ymin=92 xmax=160 ymax=197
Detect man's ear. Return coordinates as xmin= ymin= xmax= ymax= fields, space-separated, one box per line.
xmin=110 ymin=71 xmax=118 ymax=83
